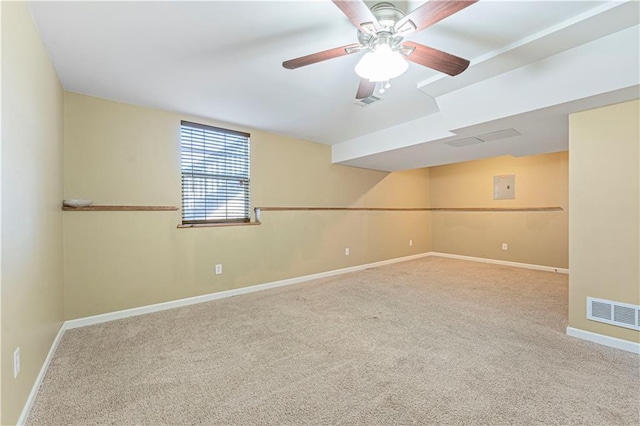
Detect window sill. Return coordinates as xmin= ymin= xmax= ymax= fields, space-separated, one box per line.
xmin=177 ymin=221 xmax=261 ymax=229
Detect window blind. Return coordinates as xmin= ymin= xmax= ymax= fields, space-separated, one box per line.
xmin=180 ymin=121 xmax=250 ymax=224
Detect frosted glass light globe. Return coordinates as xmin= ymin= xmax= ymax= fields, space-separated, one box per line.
xmin=355 ymin=44 xmax=409 ymax=82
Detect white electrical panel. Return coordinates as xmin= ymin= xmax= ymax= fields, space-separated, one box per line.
xmin=493 ymin=175 xmax=515 ymax=200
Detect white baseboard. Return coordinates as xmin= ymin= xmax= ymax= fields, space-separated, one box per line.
xmin=17 ymin=322 xmax=67 ymax=426
xmin=21 ymin=252 xmax=430 ymax=422
xmin=428 ymin=252 xmax=569 ymax=274
xmin=65 ymin=252 xmax=432 ymax=329
xmin=566 ymin=327 xmax=640 ymax=354
xmin=58 ymin=252 xmax=569 ymax=331
xmin=17 ymin=251 xmax=576 ymax=424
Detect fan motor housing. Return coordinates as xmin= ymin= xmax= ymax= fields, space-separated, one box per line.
xmin=357 ymin=2 xmax=406 ymax=48
xmin=371 ymin=2 xmax=405 ymax=26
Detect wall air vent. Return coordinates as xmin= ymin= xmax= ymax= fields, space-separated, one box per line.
xmin=587 ymin=297 xmax=640 ymax=331
xmin=477 ymin=128 xmax=521 ymax=142
xmin=355 ymin=95 xmax=383 ymax=107
xmin=445 ymin=137 xmax=485 ymax=148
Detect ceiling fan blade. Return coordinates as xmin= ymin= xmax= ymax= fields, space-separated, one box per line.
xmin=356 ymin=79 xmax=376 ymax=99
xmin=332 ymin=0 xmax=379 ymax=34
xmin=402 ymin=41 xmax=470 ymax=76
xmin=395 ymin=0 xmax=477 ymax=36
xmin=282 ymin=43 xmax=362 ymax=69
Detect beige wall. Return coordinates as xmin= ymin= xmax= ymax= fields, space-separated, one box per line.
xmin=429 ymin=152 xmax=568 ymax=268
xmin=0 ymin=4 xmax=3 ymax=420
xmin=1 ymin=2 xmax=65 ymax=424
xmin=63 ymin=93 xmax=431 ymax=320
xmin=569 ymin=99 xmax=639 ymax=343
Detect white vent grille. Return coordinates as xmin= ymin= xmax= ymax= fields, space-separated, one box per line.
xmin=587 ymin=297 xmax=640 ymax=330
xmin=476 ymin=128 xmax=521 ymax=142
xmin=445 ymin=137 xmax=485 ymax=148
xmin=355 ymin=95 xmax=383 ymax=107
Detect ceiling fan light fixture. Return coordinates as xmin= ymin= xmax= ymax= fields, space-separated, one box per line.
xmin=354 ymin=43 xmax=408 ymax=82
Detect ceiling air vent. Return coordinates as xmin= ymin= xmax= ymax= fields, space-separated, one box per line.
xmin=587 ymin=297 xmax=640 ymax=331
xmin=355 ymin=95 xmax=383 ymax=107
xmin=476 ymin=128 xmax=521 ymax=142
xmin=445 ymin=137 xmax=485 ymax=148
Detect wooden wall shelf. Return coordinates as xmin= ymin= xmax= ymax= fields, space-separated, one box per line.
xmin=427 ymin=207 xmax=563 ymax=212
xmin=62 ymin=205 xmax=178 ymax=211
xmin=252 ymin=206 xmax=563 ymax=223
xmin=257 ymin=207 xmax=431 ymax=212
xmin=255 ymin=207 xmax=563 ymax=212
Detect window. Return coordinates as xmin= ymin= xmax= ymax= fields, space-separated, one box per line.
xmin=180 ymin=121 xmax=250 ymax=224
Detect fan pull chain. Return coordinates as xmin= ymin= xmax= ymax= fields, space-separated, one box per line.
xmin=379 ymin=80 xmax=391 ymax=94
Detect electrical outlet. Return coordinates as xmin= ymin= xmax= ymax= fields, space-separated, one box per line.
xmin=345 ymin=248 xmax=350 ymax=256
xmin=501 ymin=243 xmax=508 ymax=251
xmin=215 ymin=264 xmax=222 ymax=275
xmin=409 ymin=240 xmax=413 ymax=247
xmin=14 ymin=347 xmax=20 ymax=379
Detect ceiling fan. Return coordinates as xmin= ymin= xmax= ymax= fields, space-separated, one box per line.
xmin=282 ymin=0 xmax=478 ymax=99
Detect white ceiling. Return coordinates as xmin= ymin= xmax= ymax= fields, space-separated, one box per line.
xmin=29 ymin=0 xmax=639 ymax=171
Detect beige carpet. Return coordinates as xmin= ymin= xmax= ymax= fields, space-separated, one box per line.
xmin=27 ymin=257 xmax=639 ymax=425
